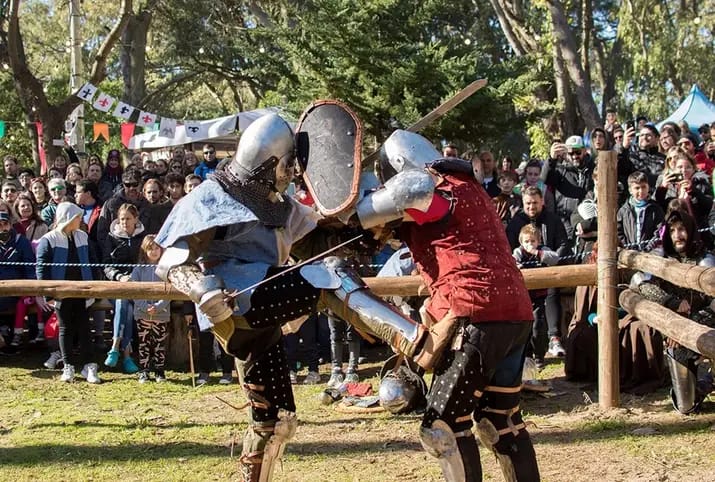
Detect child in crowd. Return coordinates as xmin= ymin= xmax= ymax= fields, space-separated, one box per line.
xmin=184 ymin=174 xmax=202 ymax=193
xmin=36 ymin=202 xmax=100 ymax=383
xmin=492 ymin=170 xmax=522 ymax=226
xmin=513 ymin=224 xmax=559 ymax=369
xmin=103 ymin=203 xmax=145 ymax=373
xmin=131 ymin=235 xmax=171 ymax=383
xmin=514 ymin=159 xmax=556 ymax=213
xmin=617 ymin=171 xmax=664 ymax=250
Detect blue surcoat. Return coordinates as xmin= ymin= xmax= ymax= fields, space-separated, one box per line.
xmin=156 ymin=179 xmax=319 ymax=329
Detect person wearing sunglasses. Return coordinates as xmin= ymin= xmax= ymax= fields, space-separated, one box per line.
xmin=194 ymin=143 xmax=219 ymax=180
xmin=18 ymin=167 xmax=35 ymax=193
xmin=40 ymin=178 xmax=68 ymax=227
xmin=96 ymin=170 xmax=147 ymax=246
xmin=542 ymin=135 xmax=595 ymax=240
xmin=1 ymin=181 xmax=19 ymax=205
xmin=619 ymin=123 xmax=666 ymax=195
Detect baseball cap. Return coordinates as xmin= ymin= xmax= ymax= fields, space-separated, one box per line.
xmin=0 ymin=211 xmax=10 ymax=222
xmin=565 ymin=135 xmax=585 ymax=149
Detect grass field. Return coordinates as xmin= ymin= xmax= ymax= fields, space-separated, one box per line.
xmin=2 ymin=347 xmax=715 ymax=481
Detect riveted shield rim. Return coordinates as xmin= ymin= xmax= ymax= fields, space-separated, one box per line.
xmin=296 ymin=99 xmax=363 ymax=216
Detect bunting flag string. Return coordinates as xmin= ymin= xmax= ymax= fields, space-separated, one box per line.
xmin=73 ymin=82 xmax=180 ymax=139
xmin=2 ymin=82 xmax=252 ymax=147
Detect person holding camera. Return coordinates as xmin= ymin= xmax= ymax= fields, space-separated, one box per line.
xmin=618 ymin=123 xmax=665 ymax=195
xmin=655 ymin=149 xmax=713 ymax=239
xmin=676 ymin=133 xmax=714 ymax=176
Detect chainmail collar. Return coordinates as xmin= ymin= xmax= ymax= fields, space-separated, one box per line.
xmin=211 ymin=169 xmax=291 ymax=228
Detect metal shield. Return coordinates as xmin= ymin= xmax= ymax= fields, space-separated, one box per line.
xmin=296 ymin=100 xmax=363 ymax=216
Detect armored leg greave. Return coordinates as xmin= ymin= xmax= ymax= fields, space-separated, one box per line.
xmin=665 ymin=350 xmax=701 ymax=414
xmin=475 ymin=385 xmax=540 ymax=482
xmin=239 ymin=411 xmax=297 ymax=482
xmin=306 ymin=257 xmax=456 ymax=370
xmin=235 ymin=339 xmax=297 ymax=482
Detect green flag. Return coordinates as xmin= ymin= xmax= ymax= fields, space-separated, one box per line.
xmin=0 ymin=121 xmax=5 ymax=139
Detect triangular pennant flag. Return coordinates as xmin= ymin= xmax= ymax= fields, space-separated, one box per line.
xmin=159 ymin=117 xmax=177 ymax=138
xmin=0 ymin=121 xmax=5 ymax=139
xmin=76 ymin=82 xmax=98 ymax=102
xmin=136 ymin=110 xmax=157 ymax=128
xmin=184 ymin=120 xmax=207 ymax=139
xmin=113 ymin=101 xmax=135 ymax=120
xmin=93 ymin=122 xmax=109 ymax=142
xmin=120 ymin=122 xmax=135 ymax=148
xmin=35 ymin=122 xmax=47 ymax=174
xmin=92 ymin=92 xmax=115 ymax=112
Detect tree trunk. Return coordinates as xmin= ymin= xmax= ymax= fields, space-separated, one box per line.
xmin=3 ymin=0 xmax=133 ymax=163
xmin=553 ymin=42 xmax=577 ymax=137
xmin=121 ymin=9 xmax=153 ymax=105
xmin=37 ymin=108 xmax=66 ymax=162
xmin=594 ymin=35 xmax=623 ymax=116
xmin=488 ymin=0 xmax=539 ymax=56
xmin=545 ymin=0 xmax=602 ymax=130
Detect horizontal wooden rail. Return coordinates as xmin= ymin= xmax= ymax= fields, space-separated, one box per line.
xmin=619 ymin=289 xmax=715 ymax=360
xmin=618 ymin=250 xmax=715 ymax=298
xmin=0 ymin=264 xmax=596 ymax=300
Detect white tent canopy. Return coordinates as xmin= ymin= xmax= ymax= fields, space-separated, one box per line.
xmin=127 ymin=107 xmax=281 ymax=150
xmin=657 ymin=84 xmax=715 ymax=132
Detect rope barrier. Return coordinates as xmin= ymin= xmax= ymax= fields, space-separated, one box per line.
xmin=0 ymin=224 xmax=712 ymax=270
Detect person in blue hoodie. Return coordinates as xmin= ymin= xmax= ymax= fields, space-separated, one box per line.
xmin=131 ymin=235 xmax=171 ymax=383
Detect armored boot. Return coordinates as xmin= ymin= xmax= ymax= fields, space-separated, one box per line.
xmin=665 ymin=350 xmax=701 ymax=414
xmin=239 ymin=411 xmax=297 ymax=482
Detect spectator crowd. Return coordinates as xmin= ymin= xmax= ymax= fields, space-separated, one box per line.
xmin=1 ymin=115 xmax=714 ymax=412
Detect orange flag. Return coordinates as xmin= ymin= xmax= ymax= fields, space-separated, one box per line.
xmin=93 ymin=122 xmax=109 ymax=142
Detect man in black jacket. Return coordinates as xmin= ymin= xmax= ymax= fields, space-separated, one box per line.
xmin=618 ymin=124 xmax=665 ymax=193
xmin=507 ymin=186 xmax=571 ymax=357
xmin=541 ymin=135 xmax=596 ymax=240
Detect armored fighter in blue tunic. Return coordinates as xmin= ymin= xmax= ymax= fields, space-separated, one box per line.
xmin=154 ymin=113 xmax=452 ymax=481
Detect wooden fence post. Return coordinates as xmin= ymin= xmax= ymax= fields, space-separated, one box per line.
xmin=597 ymin=150 xmax=619 ymax=408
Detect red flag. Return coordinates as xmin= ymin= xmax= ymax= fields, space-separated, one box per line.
xmin=35 ymin=122 xmax=47 ymax=174
xmin=120 ymin=122 xmax=135 ymax=148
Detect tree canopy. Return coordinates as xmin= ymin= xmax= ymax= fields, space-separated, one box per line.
xmin=1 ymin=0 xmax=714 ymax=166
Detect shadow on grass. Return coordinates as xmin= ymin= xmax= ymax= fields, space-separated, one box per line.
xmin=0 ymin=441 xmax=226 ymax=465
xmin=28 ymin=420 xmax=241 ymax=430
xmin=0 ymin=438 xmax=425 ymax=466
xmin=28 ymin=416 xmax=387 ymax=431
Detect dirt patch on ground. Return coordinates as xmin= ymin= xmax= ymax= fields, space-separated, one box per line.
xmin=277 ymin=351 xmax=715 ymax=482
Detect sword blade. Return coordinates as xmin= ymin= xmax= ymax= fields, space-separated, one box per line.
xmin=406 ymin=78 xmax=487 ymax=133
xmin=227 ymin=233 xmax=363 ymax=299
xmin=364 ymin=78 xmax=488 ymax=165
